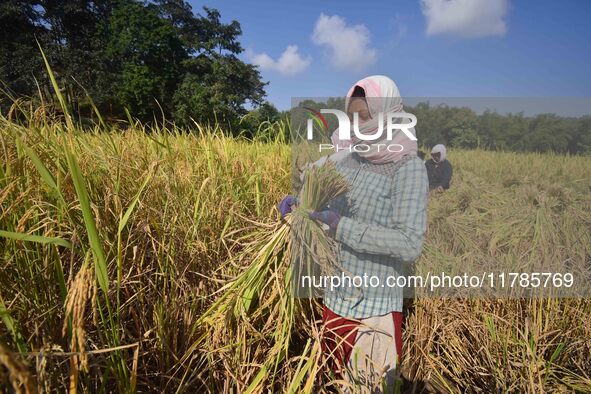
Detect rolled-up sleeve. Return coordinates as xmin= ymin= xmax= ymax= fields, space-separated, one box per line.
xmin=334 ymin=159 xmax=428 ymax=263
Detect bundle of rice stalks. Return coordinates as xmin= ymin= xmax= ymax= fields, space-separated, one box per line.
xmin=291 ymin=162 xmax=350 ymax=293
xmin=180 ymin=161 xmax=348 ymax=392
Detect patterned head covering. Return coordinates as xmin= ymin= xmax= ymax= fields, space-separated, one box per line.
xmin=330 ymin=75 xmax=418 ymax=164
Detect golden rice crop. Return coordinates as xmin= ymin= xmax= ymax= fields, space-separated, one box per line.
xmin=180 ymin=162 xmax=349 ymax=392
xmin=0 ymin=86 xmax=590 ymax=392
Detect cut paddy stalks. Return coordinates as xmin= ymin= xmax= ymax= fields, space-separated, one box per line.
xmin=182 ymin=162 xmax=349 ymax=392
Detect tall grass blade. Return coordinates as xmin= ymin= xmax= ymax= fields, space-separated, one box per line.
xmin=36 ymin=39 xmax=74 ymax=130
xmin=0 ymin=230 xmax=72 ymax=249
xmin=65 ymin=148 xmax=109 ymax=294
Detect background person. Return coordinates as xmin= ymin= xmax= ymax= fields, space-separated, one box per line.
xmin=425 ymin=144 xmax=452 ymax=192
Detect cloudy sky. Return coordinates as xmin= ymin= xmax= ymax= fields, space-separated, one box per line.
xmin=188 ymin=0 xmax=591 ymax=110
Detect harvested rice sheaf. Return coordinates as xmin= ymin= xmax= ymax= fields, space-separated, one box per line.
xmin=184 ymin=160 xmax=348 ymax=392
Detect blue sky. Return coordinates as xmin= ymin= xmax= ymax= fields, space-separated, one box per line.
xmin=188 ymin=0 xmax=591 ymax=111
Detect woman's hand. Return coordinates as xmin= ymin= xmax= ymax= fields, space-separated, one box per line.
xmin=309 ymin=210 xmax=341 ymax=236
xmin=279 ymin=195 xmax=298 ymax=218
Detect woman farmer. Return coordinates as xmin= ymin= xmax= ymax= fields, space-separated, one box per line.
xmin=280 ymin=75 xmax=428 ymax=390
xmin=425 ymin=144 xmax=453 ymax=192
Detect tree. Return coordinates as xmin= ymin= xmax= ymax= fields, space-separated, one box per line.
xmin=0 ymin=0 xmax=268 ymax=127
xmin=170 ymin=5 xmax=266 ymax=129
xmin=237 ymin=101 xmax=281 ymax=138
xmin=106 ymin=0 xmax=186 ymax=119
xmin=447 ymin=107 xmax=479 ymax=149
xmin=0 ymin=0 xmax=46 ymax=102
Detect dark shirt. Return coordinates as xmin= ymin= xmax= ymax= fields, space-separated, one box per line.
xmin=425 ymin=159 xmax=452 ymax=190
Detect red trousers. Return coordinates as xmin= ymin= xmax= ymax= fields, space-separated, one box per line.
xmin=321 ymin=305 xmax=403 ymax=371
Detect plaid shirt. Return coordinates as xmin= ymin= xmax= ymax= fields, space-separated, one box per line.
xmin=323 ymin=153 xmax=428 ymax=318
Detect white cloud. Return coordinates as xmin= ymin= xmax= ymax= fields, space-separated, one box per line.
xmin=312 ymin=13 xmax=377 ymax=71
xmin=247 ymin=45 xmax=311 ymax=76
xmin=421 ymin=0 xmax=509 ymax=38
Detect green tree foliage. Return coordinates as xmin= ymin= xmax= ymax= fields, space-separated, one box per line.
xmin=0 ymin=0 xmax=266 ymax=130
xmin=407 ymin=102 xmax=591 ymax=154
xmin=243 ymin=101 xmax=280 ymax=126
xmin=0 ymin=1 xmax=47 ymax=97
xmin=106 ymin=0 xmax=185 ymax=119
xmin=237 ymin=101 xmax=284 ymax=139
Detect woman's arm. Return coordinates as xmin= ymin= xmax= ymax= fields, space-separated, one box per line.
xmin=334 ymin=158 xmax=428 ymax=263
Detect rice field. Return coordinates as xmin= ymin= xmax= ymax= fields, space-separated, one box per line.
xmin=1 ymin=109 xmax=591 ymax=393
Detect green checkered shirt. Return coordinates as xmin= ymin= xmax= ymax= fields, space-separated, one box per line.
xmin=323 ymin=153 xmax=428 ymax=318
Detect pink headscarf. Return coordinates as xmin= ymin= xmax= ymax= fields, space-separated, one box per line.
xmin=331 ymin=75 xmax=418 ymax=164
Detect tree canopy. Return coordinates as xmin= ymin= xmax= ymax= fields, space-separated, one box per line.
xmin=0 ymin=0 xmax=268 ymax=130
